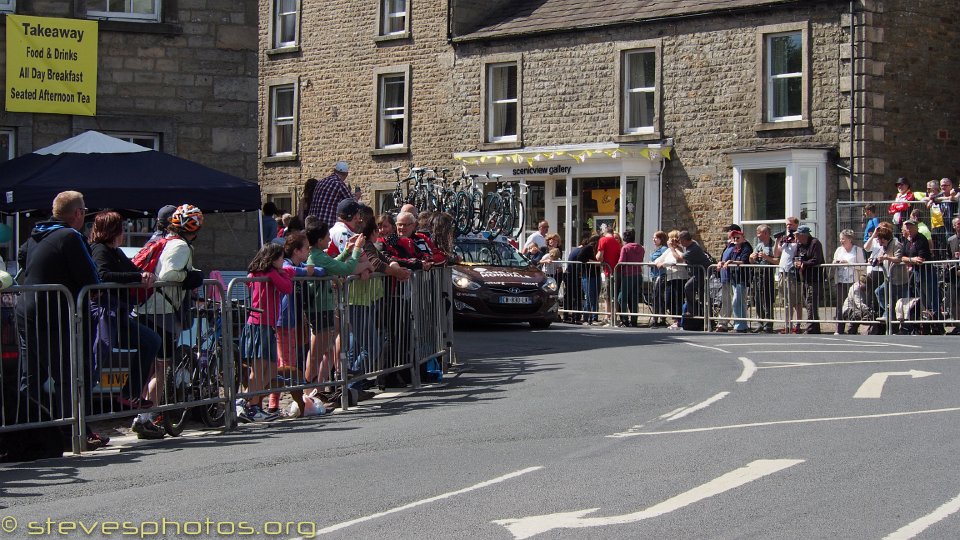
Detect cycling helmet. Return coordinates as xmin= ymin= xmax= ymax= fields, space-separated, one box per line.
xmin=169 ymin=204 xmax=203 ymax=233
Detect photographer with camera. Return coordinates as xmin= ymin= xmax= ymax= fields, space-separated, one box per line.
xmin=774 ymin=217 xmax=803 ymax=333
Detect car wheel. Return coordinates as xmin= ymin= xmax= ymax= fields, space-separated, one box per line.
xmin=529 ymin=320 xmax=552 ymax=330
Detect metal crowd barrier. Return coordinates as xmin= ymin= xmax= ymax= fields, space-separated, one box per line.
xmin=607 ymin=258 xmax=960 ymax=335
xmin=557 ymin=260 xmax=613 ymax=326
xmin=838 ymin=199 xmax=956 ymax=259
xmin=76 ymin=279 xmax=234 ymax=439
xmin=2 ymin=268 xmax=456 ymax=456
xmin=0 ymin=284 xmax=80 ymax=452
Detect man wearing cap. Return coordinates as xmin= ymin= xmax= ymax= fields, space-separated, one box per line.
xmin=716 ymin=228 xmax=753 ymax=332
xmin=713 ymin=224 xmax=742 ymax=331
xmin=794 ymin=225 xmax=825 ymax=334
xmin=148 ymin=205 xmax=178 ymax=245
xmin=888 ymin=178 xmax=915 ymax=227
xmin=901 ymin=219 xmax=941 ymax=333
xmin=327 ymin=199 xmax=364 ymax=257
xmin=307 ymin=161 xmax=353 ymax=227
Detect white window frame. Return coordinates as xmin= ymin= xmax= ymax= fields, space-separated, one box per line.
xmin=272 ymin=0 xmax=299 ymax=49
xmin=269 ymin=83 xmax=297 ymax=157
xmin=377 ymin=73 xmax=407 ymax=149
xmin=0 ymin=129 xmax=15 ymax=162
xmin=622 ymin=49 xmax=656 ymax=135
xmin=766 ymin=31 xmax=803 ymax=122
xmin=380 ymin=0 xmax=407 ymax=36
xmin=87 ymin=0 xmax=161 ymax=22
xmin=486 ymin=62 xmax=519 ymax=143
xmin=731 ymin=149 xmax=828 ymax=239
xmin=0 ymin=0 xmax=15 ymax=14
xmin=104 ymin=131 xmax=160 ymax=151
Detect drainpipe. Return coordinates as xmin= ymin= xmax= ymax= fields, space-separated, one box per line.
xmin=849 ymin=0 xmax=856 ymax=201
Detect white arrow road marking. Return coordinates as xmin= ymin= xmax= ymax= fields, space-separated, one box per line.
xmin=737 ymin=357 xmax=756 ymax=382
xmin=492 ymin=459 xmax=804 ymax=539
xmin=853 ymin=370 xmax=940 ymax=399
xmin=883 ymin=492 xmax=960 ymax=539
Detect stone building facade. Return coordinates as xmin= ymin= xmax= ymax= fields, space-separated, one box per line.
xmin=1 ymin=1 xmax=259 ymax=270
xmin=258 ymin=0 xmax=960 ymax=255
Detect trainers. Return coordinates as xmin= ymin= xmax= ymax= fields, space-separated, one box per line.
xmin=247 ymin=405 xmax=279 ymax=422
xmin=131 ymin=418 xmax=165 ymax=440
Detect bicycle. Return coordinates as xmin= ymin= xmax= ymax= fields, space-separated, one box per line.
xmin=159 ymin=298 xmax=238 ymax=435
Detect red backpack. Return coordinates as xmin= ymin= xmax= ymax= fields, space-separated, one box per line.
xmin=129 ymin=237 xmax=169 ymax=303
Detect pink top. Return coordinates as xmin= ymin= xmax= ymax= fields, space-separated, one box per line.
xmin=246 ymin=266 xmax=294 ymax=326
xmin=618 ymin=242 xmax=646 ymax=276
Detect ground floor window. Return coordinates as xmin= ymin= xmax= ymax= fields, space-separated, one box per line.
xmin=732 ymin=149 xmax=828 ymax=238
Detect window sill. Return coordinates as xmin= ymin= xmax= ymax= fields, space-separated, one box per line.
xmin=371 ymin=146 xmax=409 ymax=156
xmin=266 ymin=45 xmax=301 ymax=56
xmin=93 ymin=20 xmax=182 ymax=34
xmin=374 ymin=32 xmax=410 ymax=43
xmin=263 ymin=154 xmax=298 ymax=164
xmin=614 ymin=132 xmax=662 ymax=143
xmin=755 ymin=119 xmax=810 ymax=132
xmin=479 ymin=140 xmax=522 ymax=151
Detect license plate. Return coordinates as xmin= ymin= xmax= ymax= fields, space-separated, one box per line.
xmin=499 ymin=296 xmax=532 ymax=304
xmin=99 ymin=370 xmax=129 ymax=390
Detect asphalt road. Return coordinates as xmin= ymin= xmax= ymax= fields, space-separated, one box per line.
xmin=2 ymin=325 xmax=960 ymax=539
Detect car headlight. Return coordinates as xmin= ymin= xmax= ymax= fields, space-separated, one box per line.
xmin=541 ymin=277 xmax=558 ymax=293
xmin=452 ymin=269 xmax=481 ymax=291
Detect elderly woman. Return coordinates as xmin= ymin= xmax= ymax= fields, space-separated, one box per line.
xmin=654 ymin=230 xmax=688 ymax=328
xmin=717 ymin=229 xmax=753 ymax=332
xmin=88 ymin=211 xmax=165 ymax=439
xmin=832 ymin=229 xmax=866 ymax=334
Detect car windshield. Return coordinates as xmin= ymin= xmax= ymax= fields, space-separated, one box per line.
xmin=455 ymin=239 xmax=530 ymax=268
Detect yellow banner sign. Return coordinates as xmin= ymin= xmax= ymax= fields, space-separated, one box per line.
xmin=5 ymin=14 xmax=98 ymax=116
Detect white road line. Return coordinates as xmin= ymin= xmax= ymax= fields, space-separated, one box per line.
xmin=737 ymin=357 xmax=757 ymax=382
xmin=607 ymin=407 xmax=960 ymax=438
xmin=751 ymin=350 xmax=940 ymax=354
xmin=684 ymin=342 xmax=730 ymax=354
xmin=663 ymin=392 xmax=729 ymax=422
xmin=492 ymin=459 xmax=804 ymax=539
xmin=825 ymin=338 xmax=923 ymax=348
xmin=760 ymin=356 xmax=959 ymax=370
xmin=298 ymin=466 xmax=543 ymax=537
xmin=883 ymin=492 xmax=960 ymax=540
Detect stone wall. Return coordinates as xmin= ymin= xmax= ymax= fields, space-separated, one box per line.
xmin=0 ymin=1 xmax=260 ymax=271
xmin=257 ymin=0 xmax=960 ymax=255
xmin=452 ymin=4 xmax=849 ymax=252
xmin=258 ymin=0 xmax=459 ymax=211
xmin=864 ymin=0 xmax=960 ymax=195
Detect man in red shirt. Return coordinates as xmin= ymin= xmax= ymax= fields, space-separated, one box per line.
xmin=595 ymin=226 xmax=622 ymax=276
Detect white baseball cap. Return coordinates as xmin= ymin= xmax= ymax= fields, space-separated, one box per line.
xmin=335 ymin=161 xmax=349 ymax=173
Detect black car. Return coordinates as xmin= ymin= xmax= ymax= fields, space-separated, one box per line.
xmin=451 ymin=236 xmax=559 ymax=328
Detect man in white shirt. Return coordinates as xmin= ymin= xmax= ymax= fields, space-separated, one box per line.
xmin=523 ymin=220 xmax=549 ymax=255
xmin=775 ymin=216 xmax=802 ymax=332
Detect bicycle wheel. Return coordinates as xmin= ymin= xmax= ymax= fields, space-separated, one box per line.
xmin=483 ymin=193 xmax=505 ymax=238
xmin=510 ymin=198 xmax=525 ymax=238
xmin=470 ymin=191 xmax=484 ymax=234
xmin=160 ymin=345 xmax=195 ymax=437
xmin=453 ymin=192 xmax=472 ymax=236
xmin=198 ymin=345 xmax=228 ymax=427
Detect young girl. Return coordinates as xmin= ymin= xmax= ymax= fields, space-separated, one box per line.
xmin=237 ymin=243 xmax=293 ymax=422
